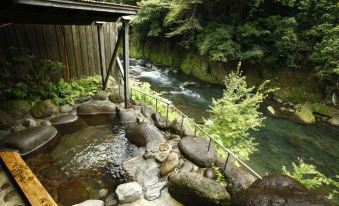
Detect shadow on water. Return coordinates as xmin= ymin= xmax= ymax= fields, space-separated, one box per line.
xmin=130 ymin=58 xmax=339 ymax=179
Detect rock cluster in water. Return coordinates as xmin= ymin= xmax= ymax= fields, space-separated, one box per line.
xmin=0 ymin=85 xmax=335 ymax=206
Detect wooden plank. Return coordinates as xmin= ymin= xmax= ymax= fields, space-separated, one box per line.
xmin=64 ymin=25 xmax=77 ymax=80
xmin=24 ymin=24 xmax=41 ymax=58
xmin=85 ymin=26 xmax=95 ymax=76
xmin=0 ymin=151 xmax=58 ymax=206
xmin=55 ymin=25 xmax=68 ymax=80
xmin=72 ymin=25 xmax=82 ymax=77
xmin=34 ymin=25 xmax=48 ymax=60
xmin=104 ymin=23 xmax=110 ymax=76
xmin=13 ymin=24 xmax=30 ymax=51
xmin=79 ymin=26 xmax=89 ymax=76
xmin=91 ymin=26 xmax=100 ymax=75
xmin=97 ymin=24 xmax=106 ymax=85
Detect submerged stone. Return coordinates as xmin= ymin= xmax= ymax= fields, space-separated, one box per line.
xmin=0 ymin=125 xmax=58 ymax=156
xmin=50 ymin=114 xmax=86 ymax=134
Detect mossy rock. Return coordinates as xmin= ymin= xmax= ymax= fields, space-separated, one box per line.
xmin=295 ymin=104 xmax=316 ymax=124
xmin=31 ymin=99 xmax=59 ymax=118
xmin=0 ymin=109 xmax=15 ymax=130
xmin=309 ymin=103 xmax=338 ymax=117
xmin=0 ymin=99 xmax=31 ymax=119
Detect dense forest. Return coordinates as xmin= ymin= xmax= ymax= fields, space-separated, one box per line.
xmin=110 ymin=0 xmax=338 ymax=96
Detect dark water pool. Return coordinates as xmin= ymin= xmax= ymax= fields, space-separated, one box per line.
xmin=130 ymin=58 xmax=339 ymax=180
xmin=26 ymin=124 xmax=143 ymax=206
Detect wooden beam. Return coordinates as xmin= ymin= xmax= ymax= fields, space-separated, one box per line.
xmin=103 ymin=27 xmax=123 ymax=89
xmin=0 ymin=151 xmax=58 ymax=206
xmin=96 ymin=23 xmax=105 ymax=89
xmin=122 ymin=18 xmax=130 ymax=109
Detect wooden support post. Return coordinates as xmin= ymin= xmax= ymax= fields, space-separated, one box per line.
xmin=103 ymin=28 xmax=124 ymax=90
xmin=96 ymin=22 xmax=105 ymax=89
xmin=122 ymin=17 xmax=131 ymax=109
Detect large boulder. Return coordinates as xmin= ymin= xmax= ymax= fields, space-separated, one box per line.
xmin=77 ymin=101 xmax=118 ymax=125
xmin=294 ymin=104 xmax=315 ymax=124
xmin=125 ymin=123 xmax=165 ymax=147
xmin=328 ymin=115 xmax=339 ymax=127
xmin=178 ymin=136 xmax=217 ymax=167
xmin=0 ymin=110 xmax=15 ymax=130
xmin=0 ymin=99 xmax=31 ymax=119
xmin=50 ymin=114 xmax=86 ymax=134
xmin=0 ymin=125 xmax=58 ymax=156
xmin=231 ymin=175 xmax=335 ymax=206
xmin=141 ymin=105 xmax=155 ymax=120
xmin=160 ymin=152 xmax=179 ymax=176
xmin=169 ymin=117 xmax=194 ymax=136
xmin=151 ymin=113 xmax=168 ymax=130
xmin=92 ymin=91 xmax=109 ymax=101
xmin=109 ymin=86 xmax=124 ymax=103
xmin=119 ymin=109 xmax=138 ymax=124
xmin=168 ymin=172 xmax=230 ymax=206
xmin=115 ymin=182 xmax=143 ymax=203
xmin=31 ymin=99 xmax=59 ymax=118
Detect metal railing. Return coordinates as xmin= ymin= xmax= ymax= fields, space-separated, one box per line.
xmin=129 ymin=87 xmax=262 ymax=180
xmin=115 ymin=57 xmax=262 ymax=180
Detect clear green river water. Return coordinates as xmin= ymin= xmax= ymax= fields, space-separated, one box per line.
xmin=130 ymin=58 xmax=339 ymax=180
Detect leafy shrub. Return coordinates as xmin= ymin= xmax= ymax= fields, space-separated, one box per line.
xmin=204 ymin=63 xmax=275 ymax=160
xmin=282 ymin=158 xmax=339 ymax=201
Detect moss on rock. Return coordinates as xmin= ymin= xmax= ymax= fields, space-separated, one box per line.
xmin=0 ymin=99 xmax=31 ymax=119
xmin=295 ymin=104 xmax=316 ymax=124
xmin=31 ymin=99 xmax=59 ymax=118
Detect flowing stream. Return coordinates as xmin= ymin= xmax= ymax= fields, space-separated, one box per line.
xmin=130 ymin=58 xmax=339 ymax=179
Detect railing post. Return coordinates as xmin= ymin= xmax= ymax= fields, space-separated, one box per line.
xmin=155 ymin=99 xmax=158 ymax=112
xmin=166 ymin=104 xmax=169 ymax=127
xmin=194 ymin=126 xmax=197 ymax=137
xmin=122 ymin=16 xmax=131 ymax=109
xmin=180 ymin=115 xmax=184 ymax=131
xmin=223 ymin=152 xmax=230 ymax=172
xmin=207 ymin=136 xmax=211 ymax=152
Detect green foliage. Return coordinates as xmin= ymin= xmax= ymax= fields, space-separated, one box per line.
xmin=212 ymin=163 xmax=227 ymax=187
xmin=47 ymin=77 xmax=101 ymax=105
xmin=132 ymin=0 xmax=339 ymax=91
xmin=0 ymin=48 xmax=101 ymax=105
xmin=282 ymin=158 xmax=339 ymax=201
xmin=204 ymin=63 xmax=275 ymax=160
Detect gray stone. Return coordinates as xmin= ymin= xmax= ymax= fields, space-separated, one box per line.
xmin=31 ymin=99 xmax=59 ymax=118
xmin=75 ymin=96 xmax=91 ymax=104
xmin=105 ymin=194 xmax=117 ymax=206
xmin=160 ymin=152 xmax=179 ymax=177
xmin=115 ymin=182 xmax=143 ymax=203
xmin=0 ymin=125 xmax=58 ymax=156
xmin=178 ymin=136 xmax=217 ymax=167
xmin=60 ymin=104 xmax=74 ymax=113
xmin=22 ymin=118 xmax=37 ymax=128
xmin=151 ymin=113 xmax=168 ymax=130
xmin=231 ymin=175 xmax=335 ymax=206
xmin=204 ymin=168 xmax=216 ymax=180
xmin=145 ymin=181 xmax=167 ymax=201
xmin=50 ymin=114 xmax=85 ymax=134
xmin=266 ymin=106 xmax=276 ymax=116
xmin=119 ymin=109 xmax=138 ymax=123
xmin=179 ymin=161 xmax=194 ymax=173
xmin=99 ymin=189 xmax=108 ymax=198
xmin=122 ymin=156 xmax=160 ymax=189
xmin=125 ymin=123 xmax=165 ymax=147
xmin=77 ymin=101 xmax=118 ymax=125
xmin=141 ymin=105 xmax=155 ymax=120
xmin=170 ymin=117 xmax=193 ymax=137
xmin=109 ymin=86 xmax=124 ymax=103
xmin=168 ymin=172 xmax=230 ymax=206
xmin=92 ymin=91 xmax=109 ymax=101
xmin=0 ymin=110 xmax=15 ymax=130
xmin=328 ymin=115 xmax=339 ymax=126
xmin=72 ymin=200 xmax=104 ymax=206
